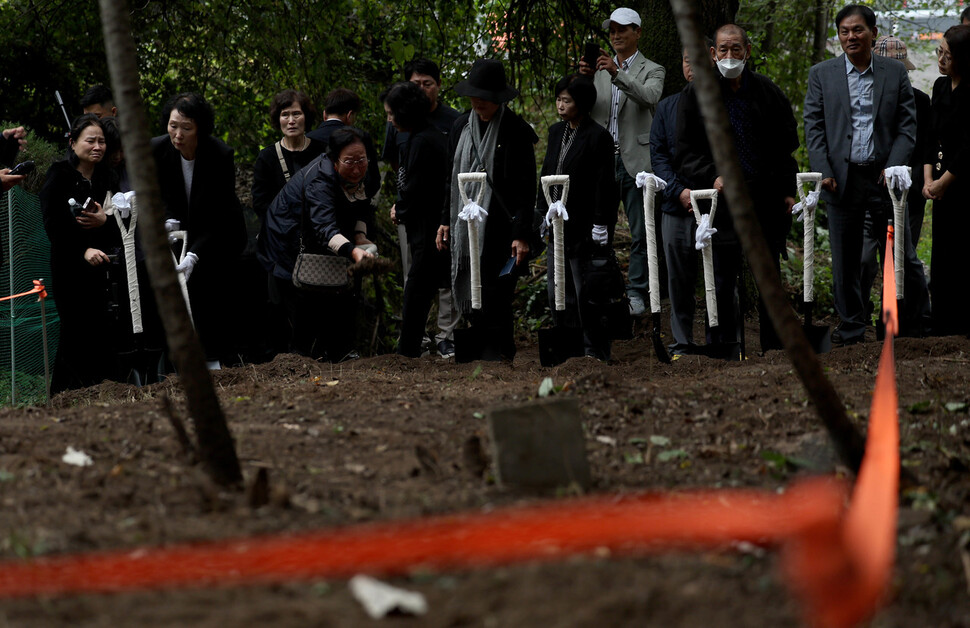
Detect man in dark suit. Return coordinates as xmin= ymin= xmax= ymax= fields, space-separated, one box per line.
xmin=307 ymin=88 xmax=380 ymax=199
xmin=804 ymin=4 xmax=917 ymax=346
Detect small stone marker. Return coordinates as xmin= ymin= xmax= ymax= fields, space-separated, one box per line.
xmin=487 ymin=396 xmax=591 ymax=491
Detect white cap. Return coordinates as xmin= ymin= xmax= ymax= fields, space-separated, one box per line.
xmin=602 ymin=7 xmax=641 ymax=30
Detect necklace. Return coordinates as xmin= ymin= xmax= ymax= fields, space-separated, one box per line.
xmin=282 ymin=136 xmax=309 ymax=152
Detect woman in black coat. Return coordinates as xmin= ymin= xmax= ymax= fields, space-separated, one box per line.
xmin=923 ymin=25 xmax=970 ymax=335
xmin=251 ymin=90 xmax=327 ymax=221
xmin=535 ymin=75 xmax=619 ymax=360
xmin=381 ymin=82 xmax=451 ymax=357
xmin=257 ymin=127 xmax=376 ymax=361
xmin=437 ymin=59 xmax=537 ymax=360
xmin=40 ymin=114 xmax=121 ymax=392
xmin=151 ymin=92 xmax=246 ymax=366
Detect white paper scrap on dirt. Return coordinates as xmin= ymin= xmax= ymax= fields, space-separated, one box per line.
xmin=62 ymin=447 xmax=93 ymax=467
xmin=349 ymin=575 xmax=428 ymax=619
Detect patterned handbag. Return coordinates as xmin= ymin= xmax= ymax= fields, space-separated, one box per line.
xmin=292 ymin=250 xmax=352 ymax=291
xmin=290 ymin=184 xmax=353 ymax=291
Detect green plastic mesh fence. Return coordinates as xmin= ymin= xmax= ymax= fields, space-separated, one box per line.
xmin=0 ymin=186 xmax=58 ymax=406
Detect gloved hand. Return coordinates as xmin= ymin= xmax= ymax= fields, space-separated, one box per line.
xmin=694 ymin=213 xmax=717 ymax=250
xmin=791 ymin=190 xmax=820 ymax=223
xmin=165 ymin=218 xmax=182 ymax=244
xmin=591 ymin=224 xmax=609 ymax=246
xmin=176 ymin=251 xmax=198 ymax=281
xmin=884 ymin=166 xmax=912 ymax=194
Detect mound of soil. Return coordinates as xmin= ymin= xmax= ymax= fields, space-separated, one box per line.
xmin=0 ymin=328 xmax=968 ymax=627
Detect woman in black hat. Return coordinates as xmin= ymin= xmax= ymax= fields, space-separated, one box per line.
xmin=436 ymin=58 xmax=538 ymax=360
xmin=535 ymin=74 xmax=619 ymax=361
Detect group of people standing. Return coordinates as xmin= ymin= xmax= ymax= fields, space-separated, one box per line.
xmin=14 ymin=2 xmax=970 ymax=392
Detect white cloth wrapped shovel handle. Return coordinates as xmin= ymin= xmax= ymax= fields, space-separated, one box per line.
xmin=541 ymin=175 xmax=570 ymax=312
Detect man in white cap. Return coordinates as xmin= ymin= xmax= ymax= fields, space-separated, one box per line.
xmin=579 ymin=6 xmax=665 ymax=318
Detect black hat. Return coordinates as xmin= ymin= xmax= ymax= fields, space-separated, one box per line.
xmin=454 ymin=59 xmax=519 ymax=103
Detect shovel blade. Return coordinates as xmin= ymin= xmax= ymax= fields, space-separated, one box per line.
xmin=538 ymin=326 xmax=585 ymax=367
xmin=651 ymin=313 xmax=671 ymax=364
xmin=454 ymin=326 xmax=506 ymax=363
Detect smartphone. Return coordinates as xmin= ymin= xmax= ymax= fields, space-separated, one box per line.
xmin=499 ymin=254 xmax=517 ymax=277
xmin=583 ymin=42 xmax=601 ymax=67
xmin=7 ymin=160 xmax=34 ymax=176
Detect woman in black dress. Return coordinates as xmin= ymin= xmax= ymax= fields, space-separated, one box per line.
xmin=151 ymin=93 xmax=246 ymax=367
xmin=381 ymin=82 xmax=450 ymax=357
xmin=924 ymin=25 xmax=970 ymax=335
xmin=41 ymin=114 xmax=121 ymax=392
xmin=535 ymin=75 xmax=619 ymax=360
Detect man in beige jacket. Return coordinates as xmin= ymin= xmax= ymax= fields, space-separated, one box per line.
xmin=579 ymin=6 xmax=665 ymax=317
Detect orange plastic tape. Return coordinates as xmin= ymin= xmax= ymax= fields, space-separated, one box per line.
xmin=0 ymin=279 xmax=46 ymax=303
xmin=0 ymin=480 xmax=846 ymax=599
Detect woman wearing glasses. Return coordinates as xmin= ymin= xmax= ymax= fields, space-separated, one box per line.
xmin=258 ymin=127 xmax=376 ymax=361
xmin=923 ymin=25 xmax=970 ymax=335
xmin=152 ymin=92 xmax=247 ymax=368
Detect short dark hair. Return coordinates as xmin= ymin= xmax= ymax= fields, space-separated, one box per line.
xmin=961 ymin=5 xmax=970 ymax=23
xmin=945 ymin=24 xmax=970 ymax=77
xmin=715 ymin=23 xmax=751 ymax=47
xmin=403 ymin=58 xmax=441 ymax=84
xmin=554 ymin=75 xmax=596 ymax=116
xmin=380 ymin=82 xmax=431 ymax=131
xmin=160 ymin=92 xmax=215 ymax=137
xmin=80 ymin=84 xmax=113 ymax=109
xmin=835 ymin=4 xmax=876 ymax=30
xmin=67 ymin=114 xmax=103 ymax=168
xmin=326 ymin=126 xmax=366 ymax=162
xmin=324 ymin=88 xmax=361 ymax=117
xmin=100 ymin=116 xmax=122 ymax=159
xmin=268 ymin=89 xmax=317 ymax=131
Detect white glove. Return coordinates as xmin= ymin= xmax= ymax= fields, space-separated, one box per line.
xmin=591 ymin=224 xmax=608 ymax=246
xmin=458 ymin=201 xmax=487 ymax=223
xmin=884 ymin=166 xmax=912 ymax=193
xmin=165 ymin=218 xmax=181 ymax=232
xmin=543 ymin=200 xmax=569 ymax=230
xmin=694 ymin=213 xmax=717 ymax=250
xmin=791 ymin=190 xmax=820 ymax=223
xmin=635 ymin=172 xmax=668 ymax=191
xmin=176 ymin=252 xmax=198 ymax=281
xmin=110 ymin=191 xmax=136 ymax=219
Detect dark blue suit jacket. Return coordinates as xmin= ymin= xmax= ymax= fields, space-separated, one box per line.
xmin=649 ymin=92 xmax=684 ymax=215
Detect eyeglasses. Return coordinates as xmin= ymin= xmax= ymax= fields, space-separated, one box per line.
xmin=338 ymin=157 xmax=369 ymax=167
xmin=937 ymin=46 xmax=952 ymax=61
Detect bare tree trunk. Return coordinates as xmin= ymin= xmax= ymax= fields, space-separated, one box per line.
xmin=668 ymin=0 xmax=867 ymax=474
xmin=812 ymin=0 xmax=830 ymax=65
xmin=98 ymin=0 xmax=243 ymax=486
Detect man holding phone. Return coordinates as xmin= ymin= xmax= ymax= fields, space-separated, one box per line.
xmin=579 ymin=7 xmax=665 ymax=318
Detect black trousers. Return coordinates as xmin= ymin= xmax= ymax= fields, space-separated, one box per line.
xmin=398 ymin=222 xmax=449 ymax=357
xmin=269 ymin=273 xmax=357 ymax=361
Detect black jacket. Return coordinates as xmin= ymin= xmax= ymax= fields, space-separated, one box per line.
xmin=535 ymin=118 xmax=618 ymax=255
xmin=251 ymin=137 xmax=327 ymax=220
xmin=395 ymin=121 xmax=450 ymax=230
xmin=926 ymin=76 xmax=970 ymax=179
xmin=306 ymin=120 xmax=381 ymax=199
xmin=151 ymin=134 xmax=246 ymax=263
xmin=258 ymin=154 xmax=372 ymax=281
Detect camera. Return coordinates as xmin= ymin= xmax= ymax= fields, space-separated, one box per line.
xmin=68 ymin=197 xmax=92 ymax=217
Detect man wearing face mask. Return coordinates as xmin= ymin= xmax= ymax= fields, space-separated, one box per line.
xmin=579 ymin=6 xmax=666 ymax=319
xmin=675 ymin=24 xmax=799 ymax=354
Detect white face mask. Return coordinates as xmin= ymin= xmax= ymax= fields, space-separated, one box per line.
xmin=716 ymin=57 xmax=745 ymax=79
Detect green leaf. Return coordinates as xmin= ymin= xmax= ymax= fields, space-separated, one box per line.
xmin=624 ymin=452 xmax=644 ymax=464
xmin=0 ymin=470 xmax=14 ymax=482
xmin=629 ymin=437 xmax=648 ymax=446
xmin=649 ymin=435 xmax=671 ymax=447
xmin=469 ymin=365 xmax=483 ymax=380
xmin=944 ymin=402 xmax=968 ymax=413
xmin=538 ymin=377 xmax=555 ymax=397
xmin=907 ymin=400 xmax=933 ymax=414
xmin=656 ymin=449 xmax=689 ymax=462
xmin=472 ymin=411 xmax=484 ymax=419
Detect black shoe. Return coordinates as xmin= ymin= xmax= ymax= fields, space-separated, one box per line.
xmin=830 ymin=327 xmax=863 ymax=346
xmin=437 ymin=339 xmax=455 ymax=359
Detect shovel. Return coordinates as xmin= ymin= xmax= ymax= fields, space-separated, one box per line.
xmin=795 ymin=172 xmax=830 ymax=354
xmin=537 ymin=175 xmax=585 ymax=366
xmin=638 ymin=173 xmax=672 ymax=364
xmin=452 ymin=172 xmax=504 ymax=363
xmin=881 ymin=167 xmax=910 ymax=339
xmin=690 ymin=189 xmax=740 ymax=361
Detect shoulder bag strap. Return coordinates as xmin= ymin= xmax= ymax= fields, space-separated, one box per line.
xmin=275 ymin=141 xmax=291 ymax=182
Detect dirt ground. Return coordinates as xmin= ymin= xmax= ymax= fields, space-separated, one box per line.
xmin=0 ymin=319 xmax=968 ymax=627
